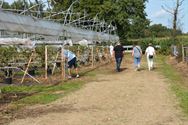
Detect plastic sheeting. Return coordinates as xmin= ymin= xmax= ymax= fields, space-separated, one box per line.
xmin=0 ymin=38 xmax=35 ymax=48
xmin=0 ymin=10 xmax=119 ymax=43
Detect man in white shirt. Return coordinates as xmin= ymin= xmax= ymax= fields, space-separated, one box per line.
xmin=145 ymin=43 xmax=156 ymax=71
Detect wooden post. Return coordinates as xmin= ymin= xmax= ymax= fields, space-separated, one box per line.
xmin=98 ymin=47 xmax=102 ymax=62
xmin=19 ymin=68 xmax=40 ymax=84
xmin=77 ymin=46 xmax=80 ymax=59
xmin=21 ymin=50 xmax=34 ymax=84
xmin=182 ymin=44 xmax=185 ymax=62
xmin=91 ymin=46 xmax=94 ymax=68
xmin=61 ymin=47 xmax=65 ymax=80
xmin=52 ymin=51 xmax=59 ymax=75
xmin=45 ymin=45 xmax=48 ymax=79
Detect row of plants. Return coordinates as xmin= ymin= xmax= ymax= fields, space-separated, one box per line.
xmin=0 ymin=45 xmax=110 ymax=84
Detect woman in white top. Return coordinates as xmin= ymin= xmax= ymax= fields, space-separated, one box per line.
xmin=145 ymin=43 xmax=156 ymax=71
xmin=109 ymin=44 xmax=114 ymax=57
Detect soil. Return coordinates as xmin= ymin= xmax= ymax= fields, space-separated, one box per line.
xmin=4 ymin=57 xmax=188 ymax=125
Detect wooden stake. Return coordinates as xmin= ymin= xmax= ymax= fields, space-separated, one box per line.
xmin=77 ymin=46 xmax=80 ymax=59
xmin=91 ymin=46 xmax=94 ymax=68
xmin=52 ymin=51 xmax=59 ymax=75
xmin=61 ymin=47 xmax=65 ymax=80
xmin=182 ymin=44 xmax=185 ymax=62
xmin=45 ymin=45 xmax=48 ymax=79
xmin=21 ymin=50 xmax=34 ymax=84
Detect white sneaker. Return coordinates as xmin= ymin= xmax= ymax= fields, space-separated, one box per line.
xmin=76 ymin=74 xmax=79 ymax=78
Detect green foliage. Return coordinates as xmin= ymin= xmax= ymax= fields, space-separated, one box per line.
xmin=101 ymin=0 xmax=148 ymax=42
xmin=135 ymin=36 xmax=188 ymax=55
xmin=157 ymin=39 xmax=172 ymax=55
xmin=0 ymin=47 xmax=17 ymax=65
xmin=17 ymin=93 xmax=60 ymax=105
xmin=135 ymin=38 xmax=156 ymax=53
xmin=0 ymin=80 xmax=84 ymax=105
xmin=0 ymin=81 xmax=83 ymax=94
xmin=35 ymin=45 xmax=57 ymax=67
xmin=128 ymin=17 xmax=150 ymax=39
xmin=145 ymin=24 xmax=183 ymax=38
xmin=2 ymin=2 xmax=11 ymax=9
xmin=11 ymin=0 xmax=23 ymax=9
xmin=52 ymin=0 xmax=148 ymax=42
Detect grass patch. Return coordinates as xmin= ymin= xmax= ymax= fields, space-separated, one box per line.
xmin=16 ymin=93 xmax=61 ymax=105
xmin=0 ymin=81 xmax=84 ymax=93
xmin=157 ymin=55 xmax=188 ymax=115
xmin=0 ymin=62 xmax=106 ymax=115
xmin=0 ymin=80 xmax=85 ymax=107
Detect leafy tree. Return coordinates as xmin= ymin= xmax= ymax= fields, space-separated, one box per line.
xmin=144 ymin=24 xmax=182 ymax=38
xmin=1 ymin=1 xmax=11 ymax=9
xmin=11 ymin=0 xmax=25 ymax=11
xmin=100 ymin=0 xmax=149 ymax=43
xmin=52 ymin=0 xmax=148 ymax=44
xmin=128 ymin=17 xmax=150 ymax=38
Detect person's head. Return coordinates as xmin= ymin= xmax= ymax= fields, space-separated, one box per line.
xmin=133 ymin=41 xmax=138 ymax=46
xmin=148 ymin=43 xmax=152 ymax=46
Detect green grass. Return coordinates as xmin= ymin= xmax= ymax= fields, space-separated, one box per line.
xmin=157 ymin=55 xmax=188 ymax=115
xmin=0 ymin=63 xmax=105 ymax=110
xmin=0 ymin=81 xmax=84 ymax=93
xmin=0 ymin=65 xmax=102 ymax=118
xmin=0 ymin=80 xmax=85 ymax=107
xmin=16 ymin=93 xmax=61 ymax=105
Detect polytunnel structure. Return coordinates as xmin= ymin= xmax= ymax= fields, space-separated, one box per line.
xmin=0 ymin=10 xmax=119 ymax=45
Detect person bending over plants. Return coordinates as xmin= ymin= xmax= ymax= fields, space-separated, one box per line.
xmin=63 ymin=49 xmax=79 ymax=79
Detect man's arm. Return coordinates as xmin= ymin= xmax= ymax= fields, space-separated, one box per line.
xmin=132 ymin=49 xmax=134 ymax=56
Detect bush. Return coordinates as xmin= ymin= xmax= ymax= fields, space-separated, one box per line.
xmin=157 ymin=39 xmax=172 ymax=55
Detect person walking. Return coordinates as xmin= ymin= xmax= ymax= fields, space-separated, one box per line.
xmin=145 ymin=43 xmax=156 ymax=71
xmin=109 ymin=44 xmax=114 ymax=58
xmin=63 ymin=49 xmax=79 ymax=79
xmin=132 ymin=43 xmax=142 ymax=71
xmin=113 ymin=42 xmax=125 ymax=72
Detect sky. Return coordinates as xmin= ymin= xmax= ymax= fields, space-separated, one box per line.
xmin=145 ymin=0 xmax=188 ymax=33
xmin=4 ymin=0 xmax=188 ymax=33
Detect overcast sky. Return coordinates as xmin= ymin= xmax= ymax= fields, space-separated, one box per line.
xmin=4 ymin=0 xmax=188 ymax=33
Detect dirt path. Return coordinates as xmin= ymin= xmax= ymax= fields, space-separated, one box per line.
xmin=9 ymin=58 xmax=188 ymax=125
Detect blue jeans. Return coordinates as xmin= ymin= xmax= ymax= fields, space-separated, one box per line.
xmin=134 ymin=57 xmax=141 ymax=67
xmin=115 ymin=57 xmax=122 ymax=72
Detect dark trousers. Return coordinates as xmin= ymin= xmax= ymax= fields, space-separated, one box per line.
xmin=115 ymin=57 xmax=122 ymax=72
